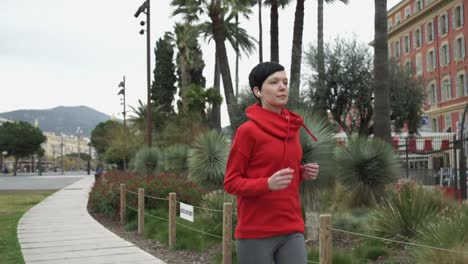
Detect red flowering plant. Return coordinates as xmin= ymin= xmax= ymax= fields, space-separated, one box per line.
xmin=88 ymin=170 xmax=206 ymax=220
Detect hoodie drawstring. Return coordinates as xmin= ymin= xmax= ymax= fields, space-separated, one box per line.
xmin=302 ymin=124 xmax=318 ymax=142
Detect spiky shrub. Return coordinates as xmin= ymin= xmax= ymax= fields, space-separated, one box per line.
xmin=295 ymin=110 xmax=337 ymax=210
xmin=199 ymin=189 xmax=237 ymax=236
xmin=133 ymin=147 xmax=162 ymax=176
xmin=161 ymin=144 xmax=188 ymax=174
xmin=335 ymin=137 xmax=400 ymax=207
xmin=410 ymin=206 xmax=468 ymax=264
xmin=188 ymin=130 xmax=229 ymax=189
xmin=370 ymin=183 xmax=449 ymax=240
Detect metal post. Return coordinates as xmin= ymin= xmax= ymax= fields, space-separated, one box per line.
xmin=405 ymin=137 xmax=409 ymax=179
xmin=453 ymin=134 xmax=459 ymax=200
xmin=459 ymin=102 xmax=468 ymax=200
xmin=146 ymin=0 xmax=152 ymax=147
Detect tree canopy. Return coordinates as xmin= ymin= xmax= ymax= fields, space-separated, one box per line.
xmin=0 ymin=121 xmax=46 ymax=159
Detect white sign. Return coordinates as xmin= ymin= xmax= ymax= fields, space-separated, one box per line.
xmin=180 ymin=202 xmax=194 ymax=222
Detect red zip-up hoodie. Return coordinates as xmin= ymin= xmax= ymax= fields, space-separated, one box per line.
xmin=224 ymin=103 xmax=317 ymax=239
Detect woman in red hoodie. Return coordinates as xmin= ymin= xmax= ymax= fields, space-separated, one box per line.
xmin=224 ymin=62 xmax=320 ymax=264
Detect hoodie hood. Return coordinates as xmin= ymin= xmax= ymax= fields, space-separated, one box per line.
xmin=245 ymin=104 xmax=318 ymax=141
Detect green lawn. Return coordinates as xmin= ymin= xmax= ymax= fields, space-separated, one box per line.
xmin=0 ymin=190 xmax=55 ymax=264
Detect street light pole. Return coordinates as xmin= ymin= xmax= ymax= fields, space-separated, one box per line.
xmin=76 ymin=127 xmax=83 ymax=171
xmin=118 ymin=76 xmax=128 ymax=171
xmin=60 ymin=134 xmax=64 ymax=174
xmin=135 ymin=0 xmax=152 ymax=147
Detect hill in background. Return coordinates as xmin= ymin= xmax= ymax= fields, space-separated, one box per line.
xmin=0 ymin=106 xmax=113 ymax=137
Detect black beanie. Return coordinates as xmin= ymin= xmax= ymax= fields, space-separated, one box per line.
xmin=248 ymin=62 xmax=285 ymax=91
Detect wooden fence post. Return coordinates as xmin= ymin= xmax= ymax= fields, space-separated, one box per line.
xmin=319 ymin=214 xmax=332 ymax=264
xmin=138 ymin=188 xmax=145 ymax=235
xmin=169 ymin=192 xmax=176 ymax=249
xmin=120 ymin=184 xmax=126 ymax=225
xmin=223 ymin=202 xmax=233 ymax=264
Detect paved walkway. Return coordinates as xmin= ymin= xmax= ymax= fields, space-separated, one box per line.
xmin=18 ymin=176 xmax=165 ymax=264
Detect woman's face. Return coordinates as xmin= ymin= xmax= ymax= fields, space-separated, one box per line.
xmin=256 ymin=70 xmax=289 ymax=110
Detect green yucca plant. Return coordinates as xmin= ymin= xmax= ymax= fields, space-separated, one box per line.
xmin=295 ymin=109 xmax=337 ymax=210
xmin=410 ymin=206 xmax=468 ymax=264
xmin=335 ymin=137 xmax=400 ymax=208
xmin=188 ymin=130 xmax=229 ymax=189
xmin=199 ymin=189 xmax=237 ymax=236
xmin=133 ymin=147 xmax=162 ymax=176
xmin=370 ymin=184 xmax=446 ymax=241
xmin=161 ymin=144 xmax=188 ymax=174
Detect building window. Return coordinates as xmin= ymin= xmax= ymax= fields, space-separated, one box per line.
xmin=441 ymin=77 xmax=452 ymax=101
xmin=428 ymin=82 xmax=437 ymax=104
xmin=396 ymin=13 xmax=401 ymax=25
xmin=432 ymin=118 xmax=438 ymax=132
xmin=416 ymin=53 xmax=422 ymax=75
xmin=440 ymin=43 xmax=450 ymax=66
xmin=454 ymin=36 xmax=465 ymax=61
xmin=404 ymin=60 xmax=412 ymax=74
xmin=414 ymin=27 xmax=422 ymax=48
xmin=426 ymin=49 xmax=436 ymax=71
xmin=456 ymin=72 xmax=467 ymax=97
xmin=405 ymin=6 xmax=411 ymax=18
xmin=404 ymin=34 xmax=411 ymax=53
xmin=426 ymin=21 xmax=434 ymax=42
xmin=445 ymin=114 xmax=452 ymax=132
xmin=414 ymin=0 xmax=423 ymax=13
xmin=395 ymin=40 xmax=401 ymax=57
xmin=439 ymin=13 xmax=449 ymax=36
xmin=388 ymin=18 xmax=393 ymax=30
xmin=453 ymin=4 xmax=464 ymax=29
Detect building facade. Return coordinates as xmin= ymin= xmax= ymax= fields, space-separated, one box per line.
xmin=42 ymin=132 xmax=91 ymax=159
xmin=388 ymin=0 xmax=467 ymax=133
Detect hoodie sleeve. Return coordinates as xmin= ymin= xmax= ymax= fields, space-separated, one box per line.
xmin=224 ymin=125 xmax=270 ymax=197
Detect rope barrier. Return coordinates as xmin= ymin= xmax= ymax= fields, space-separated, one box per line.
xmin=175 ymin=221 xmax=223 ymax=239
xmin=331 ymin=228 xmax=468 ymax=255
xmin=126 ymin=189 xmax=139 ymax=196
xmin=144 ymin=211 xmax=169 ymax=222
xmin=145 ymin=194 xmax=169 ymax=201
xmin=307 ymin=260 xmax=319 ymax=264
xmin=126 ymin=204 xmax=138 ymax=212
xmin=175 ymin=200 xmax=237 ymax=215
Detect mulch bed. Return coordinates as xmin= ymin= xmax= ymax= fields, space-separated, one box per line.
xmin=90 ymin=211 xmax=218 ymax=264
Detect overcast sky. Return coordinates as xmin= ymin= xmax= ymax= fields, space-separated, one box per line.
xmin=1 ymin=0 xmax=400 ymax=127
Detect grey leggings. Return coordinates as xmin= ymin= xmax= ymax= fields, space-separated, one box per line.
xmin=236 ymin=233 xmax=307 ymax=264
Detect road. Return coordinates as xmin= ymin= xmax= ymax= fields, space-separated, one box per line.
xmin=0 ymin=174 xmax=86 ymax=190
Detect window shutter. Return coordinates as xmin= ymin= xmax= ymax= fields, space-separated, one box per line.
xmin=446 ymin=44 xmax=451 ymax=63
xmin=419 ymin=29 xmax=422 ymax=46
xmin=445 ymin=15 xmax=449 ymax=33
xmin=462 ymin=37 xmax=466 ymax=58
xmin=456 ymin=75 xmax=461 ymax=97
xmin=413 ymin=31 xmax=417 ymax=48
xmin=426 ymin=53 xmax=431 ymax=71
xmin=432 ymin=22 xmax=435 ymax=40
xmin=461 ymin=4 xmax=465 ymax=26
xmin=454 ymin=41 xmax=459 ymax=61
xmin=453 ymin=8 xmax=457 ymax=29
xmin=441 ymin=80 xmax=445 ymax=100
xmin=440 ymin=46 xmax=444 ymax=65
xmin=464 ymin=73 xmax=468 ymax=96
xmin=433 ymin=51 xmax=436 ymax=69
xmin=438 ymin=17 xmax=442 ymax=35
xmin=426 ymin=24 xmax=429 ymax=42
xmin=448 ymin=79 xmax=452 ymax=99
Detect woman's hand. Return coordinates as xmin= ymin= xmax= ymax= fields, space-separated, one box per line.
xmin=302 ymin=163 xmax=319 ymax=181
xmin=268 ymin=168 xmax=294 ymax=191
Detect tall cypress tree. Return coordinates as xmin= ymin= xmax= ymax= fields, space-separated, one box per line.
xmin=152 ymin=32 xmax=177 ymax=116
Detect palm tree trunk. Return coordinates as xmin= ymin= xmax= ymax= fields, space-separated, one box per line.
xmin=373 ymin=0 xmax=391 ymax=142
xmin=317 ymin=0 xmax=325 ymax=77
xmin=236 ymin=14 xmax=239 ymax=96
xmin=289 ymin=0 xmax=305 ymax=108
xmin=270 ymin=0 xmax=279 ymax=62
xmin=210 ymin=13 xmax=237 ymax=129
xmin=211 ymin=54 xmax=221 ymax=130
xmin=258 ymin=0 xmax=263 ymax=63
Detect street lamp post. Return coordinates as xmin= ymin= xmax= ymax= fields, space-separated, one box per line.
xmin=60 ymin=134 xmax=64 ymax=174
xmin=135 ymin=0 xmax=152 ymax=147
xmin=76 ymin=127 xmax=83 ymax=171
xmin=118 ymin=76 xmax=128 ymax=171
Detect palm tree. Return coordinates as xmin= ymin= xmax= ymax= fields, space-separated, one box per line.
xmin=265 ymin=0 xmax=291 ymax=62
xmin=175 ymin=1 xmax=256 ymax=130
xmin=373 ymin=0 xmax=391 ymax=141
xmin=128 ymin=99 xmax=163 ymax=135
xmin=317 ymin=0 xmax=348 ymax=77
xmin=289 ymin=0 xmax=305 ymax=108
xmin=258 ymin=0 xmax=263 ymax=63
